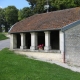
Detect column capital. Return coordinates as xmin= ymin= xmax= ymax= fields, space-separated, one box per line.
xmin=20 ymin=33 xmax=26 ymax=36
xmin=44 ymin=31 xmax=50 ymax=34
xmin=30 ymin=32 xmax=37 ymax=35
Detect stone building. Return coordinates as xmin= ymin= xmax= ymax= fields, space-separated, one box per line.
xmin=9 ymin=7 xmax=80 ymax=66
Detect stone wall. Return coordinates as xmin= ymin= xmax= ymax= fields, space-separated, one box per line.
xmin=65 ymin=24 xmax=80 ymax=66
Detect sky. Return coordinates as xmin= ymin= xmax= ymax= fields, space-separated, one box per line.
xmin=0 ymin=0 xmax=30 ymax=9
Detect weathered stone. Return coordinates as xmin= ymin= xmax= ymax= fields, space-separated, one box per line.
xmin=65 ymin=24 xmax=80 ymax=66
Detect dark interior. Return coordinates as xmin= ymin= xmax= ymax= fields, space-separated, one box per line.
xmin=16 ymin=31 xmax=59 ymax=50
xmin=38 ymin=32 xmax=45 ymax=49
xmin=25 ymin=33 xmax=31 ymax=49
xmin=16 ymin=33 xmax=21 ymax=48
xmin=50 ymin=30 xmax=59 ymax=50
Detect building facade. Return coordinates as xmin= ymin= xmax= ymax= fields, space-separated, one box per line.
xmin=9 ymin=7 xmax=80 ymax=66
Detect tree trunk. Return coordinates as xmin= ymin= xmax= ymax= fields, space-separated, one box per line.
xmin=0 ymin=24 xmax=2 ymax=32
xmin=4 ymin=22 xmax=10 ymax=32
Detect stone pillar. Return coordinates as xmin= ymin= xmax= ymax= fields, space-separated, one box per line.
xmin=44 ymin=31 xmax=51 ymax=51
xmin=10 ymin=34 xmax=17 ymax=49
xmin=20 ymin=33 xmax=26 ymax=49
xmin=59 ymin=31 xmax=64 ymax=54
xmin=30 ymin=32 xmax=38 ymax=51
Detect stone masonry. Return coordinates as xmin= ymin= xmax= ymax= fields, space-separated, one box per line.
xmin=65 ymin=24 xmax=80 ymax=66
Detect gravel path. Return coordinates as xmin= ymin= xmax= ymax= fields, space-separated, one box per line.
xmin=0 ymin=39 xmax=10 ymax=50
xmin=15 ymin=51 xmax=80 ymax=73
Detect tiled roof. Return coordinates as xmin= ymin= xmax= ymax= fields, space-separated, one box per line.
xmin=10 ymin=7 xmax=80 ymax=33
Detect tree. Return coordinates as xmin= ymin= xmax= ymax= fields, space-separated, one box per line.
xmin=26 ymin=0 xmax=36 ymax=9
xmin=18 ymin=7 xmax=33 ymax=21
xmin=4 ymin=6 xmax=18 ymax=26
xmin=51 ymin=0 xmax=76 ymax=10
xmin=33 ymin=0 xmax=46 ymax=13
xmin=0 ymin=8 xmax=5 ymax=32
xmin=26 ymin=0 xmax=52 ymax=13
xmin=74 ymin=0 xmax=80 ymax=6
xmin=18 ymin=9 xmax=23 ymax=21
xmin=26 ymin=0 xmax=80 ymax=13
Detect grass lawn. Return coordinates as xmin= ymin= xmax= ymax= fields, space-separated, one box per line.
xmin=0 ymin=33 xmax=8 ymax=41
xmin=0 ymin=48 xmax=80 ymax=80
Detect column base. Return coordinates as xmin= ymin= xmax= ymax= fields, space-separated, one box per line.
xmin=30 ymin=46 xmax=38 ymax=51
xmin=44 ymin=46 xmax=51 ymax=52
xmin=20 ymin=46 xmax=27 ymax=49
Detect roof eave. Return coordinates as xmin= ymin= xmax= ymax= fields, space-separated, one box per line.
xmin=8 ymin=22 xmax=18 ymax=33
xmin=9 ymin=28 xmax=61 ymax=34
xmin=61 ymin=20 xmax=80 ymax=32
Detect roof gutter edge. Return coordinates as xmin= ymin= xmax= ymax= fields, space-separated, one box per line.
xmin=9 ymin=28 xmax=61 ymax=34
xmin=61 ymin=20 xmax=80 ymax=32
xmin=8 ymin=23 xmax=18 ymax=33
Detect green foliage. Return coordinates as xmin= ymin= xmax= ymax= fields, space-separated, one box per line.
xmin=33 ymin=0 xmax=46 ymax=13
xmin=0 ymin=33 xmax=8 ymax=40
xmin=18 ymin=7 xmax=33 ymax=21
xmin=51 ymin=0 xmax=76 ymax=10
xmin=0 ymin=48 xmax=80 ymax=80
xmin=0 ymin=8 xmax=5 ymax=32
xmin=18 ymin=9 xmax=23 ymax=21
xmin=4 ymin=6 xmax=18 ymax=25
xmin=74 ymin=0 xmax=80 ymax=6
xmin=26 ymin=0 xmax=36 ymax=9
xmin=26 ymin=0 xmax=80 ymax=13
xmin=0 ymin=6 xmax=18 ymax=32
xmin=0 ymin=8 xmax=4 ymax=24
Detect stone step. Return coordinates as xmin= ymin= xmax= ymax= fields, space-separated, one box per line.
xmin=13 ymin=49 xmax=61 ymax=53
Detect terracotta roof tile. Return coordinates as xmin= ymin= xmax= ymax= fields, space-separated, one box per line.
xmin=10 ymin=7 xmax=80 ymax=33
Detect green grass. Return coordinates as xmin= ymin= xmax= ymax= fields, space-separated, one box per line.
xmin=0 ymin=33 xmax=8 ymax=41
xmin=0 ymin=48 xmax=80 ymax=80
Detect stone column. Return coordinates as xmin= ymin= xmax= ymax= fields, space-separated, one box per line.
xmin=30 ymin=32 xmax=38 ymax=51
xmin=59 ymin=31 xmax=64 ymax=54
xmin=44 ymin=31 xmax=51 ymax=51
xmin=10 ymin=34 xmax=17 ymax=49
xmin=20 ymin=33 xmax=26 ymax=49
